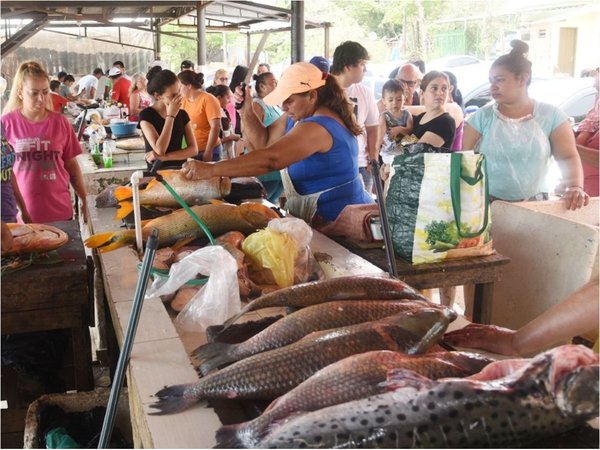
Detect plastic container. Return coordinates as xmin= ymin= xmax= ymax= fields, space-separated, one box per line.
xmin=103 ymin=139 xmax=115 ymax=168
xmin=110 ymin=122 xmax=137 ymax=137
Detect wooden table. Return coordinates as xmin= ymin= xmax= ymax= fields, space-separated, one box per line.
xmin=330 ymin=238 xmax=510 ymax=324
xmin=1 ymin=220 xmax=94 ymax=390
xmin=1 ymin=220 xmax=94 ymax=444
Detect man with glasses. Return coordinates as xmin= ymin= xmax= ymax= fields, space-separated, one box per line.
xmin=396 ymin=63 xmax=422 ymax=106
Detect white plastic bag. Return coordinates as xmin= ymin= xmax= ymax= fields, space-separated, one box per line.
xmin=145 ymin=246 xmax=241 ymax=332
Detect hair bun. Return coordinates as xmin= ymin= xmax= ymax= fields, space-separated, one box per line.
xmin=509 ymin=39 xmax=529 ymax=56
xmin=146 ymin=65 xmax=162 ymax=82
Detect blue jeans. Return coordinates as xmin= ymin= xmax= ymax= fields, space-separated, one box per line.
xmin=197 ymin=144 xmax=223 ymax=162
xmin=359 ymin=166 xmax=373 ymax=193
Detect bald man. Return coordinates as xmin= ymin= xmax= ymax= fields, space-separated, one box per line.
xmin=396 ymin=63 xmax=422 ymax=106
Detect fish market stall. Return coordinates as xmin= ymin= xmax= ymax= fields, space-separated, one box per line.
xmin=84 ymin=196 xmax=387 ymax=448
xmin=84 ymin=190 xmax=597 ymax=448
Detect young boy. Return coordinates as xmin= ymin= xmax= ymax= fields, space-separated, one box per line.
xmin=376 ymin=79 xmax=413 ymax=179
xmin=49 ymin=79 xmax=68 ymax=113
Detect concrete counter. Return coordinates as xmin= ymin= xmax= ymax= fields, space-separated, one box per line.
xmin=85 ymin=197 xmax=385 ymax=448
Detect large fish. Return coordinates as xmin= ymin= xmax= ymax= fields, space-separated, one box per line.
xmin=113 ymin=170 xmax=232 ymax=219
xmin=216 ymin=350 xmax=494 ymax=448
xmin=194 ymin=300 xmax=455 ymax=376
xmin=85 ymin=202 xmax=279 ymax=252
xmin=1 ymin=223 xmax=69 ymax=256
xmin=148 ymin=308 xmax=451 ymax=415
xmin=257 ymin=344 xmax=599 ymax=448
xmin=221 ymin=275 xmax=428 ymax=329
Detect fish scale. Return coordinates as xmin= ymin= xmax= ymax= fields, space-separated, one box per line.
xmin=193 ymin=300 xmax=453 ymax=376
xmin=257 ymin=345 xmax=599 ymax=448
xmin=215 ymin=351 xmax=494 ymax=448
xmin=221 ymin=275 xmax=429 ymax=329
xmin=149 ymin=308 xmax=450 ymax=415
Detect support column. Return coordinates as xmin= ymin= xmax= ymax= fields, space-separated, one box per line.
xmin=197 ymin=2 xmax=207 ymax=66
xmin=291 ymin=1 xmax=304 ymax=63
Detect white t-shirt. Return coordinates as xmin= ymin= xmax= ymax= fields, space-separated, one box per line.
xmin=75 ymin=74 xmax=98 ymax=98
xmin=346 ymin=83 xmax=379 ymax=167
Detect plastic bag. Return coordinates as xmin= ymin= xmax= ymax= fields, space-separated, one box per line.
xmin=242 ymin=217 xmax=324 ymax=288
xmin=145 ymin=246 xmax=240 ymax=332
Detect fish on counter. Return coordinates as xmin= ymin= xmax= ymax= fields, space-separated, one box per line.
xmin=194 ymin=300 xmax=456 ymax=376
xmin=1 ymin=223 xmax=69 ymax=256
xmin=216 ymin=350 xmax=494 ymax=448
xmin=85 ymin=202 xmax=280 ymax=252
xmin=113 ymin=170 xmax=232 ymax=219
xmin=221 ymin=275 xmax=429 ymax=329
xmin=148 ymin=308 xmax=451 ymax=415
xmin=257 ymin=344 xmax=599 ymax=448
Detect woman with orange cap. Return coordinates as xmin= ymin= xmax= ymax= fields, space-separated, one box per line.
xmin=182 ymin=62 xmax=373 ymax=225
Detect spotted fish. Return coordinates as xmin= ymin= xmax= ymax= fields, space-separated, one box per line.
xmin=257 ymin=344 xmax=599 ymax=448
xmin=215 ymin=350 xmax=493 ymax=448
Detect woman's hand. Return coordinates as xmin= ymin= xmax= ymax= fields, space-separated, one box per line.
xmin=444 ymin=323 xmax=517 ymax=355
xmin=181 ymin=159 xmax=213 ymax=180
xmin=561 ymin=185 xmax=590 ymax=210
xmin=166 ymin=94 xmax=182 ymax=117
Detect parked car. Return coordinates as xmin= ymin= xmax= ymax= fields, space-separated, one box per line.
xmin=427 ymin=55 xmax=484 ymax=69
xmin=463 ymin=76 xmax=596 ymax=125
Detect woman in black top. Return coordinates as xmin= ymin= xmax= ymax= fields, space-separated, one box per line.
xmin=411 ymin=71 xmax=456 ymax=149
xmin=138 ymin=67 xmax=198 ymax=169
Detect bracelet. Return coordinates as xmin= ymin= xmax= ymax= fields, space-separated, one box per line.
xmin=565 ymin=185 xmax=584 ymax=192
xmin=166 ymin=114 xmax=176 ymax=119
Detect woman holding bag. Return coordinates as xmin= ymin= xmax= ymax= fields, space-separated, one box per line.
xmin=462 ymin=40 xmax=588 ymax=210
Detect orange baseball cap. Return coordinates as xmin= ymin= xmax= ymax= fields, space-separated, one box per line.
xmin=264 ymin=62 xmax=326 ymax=106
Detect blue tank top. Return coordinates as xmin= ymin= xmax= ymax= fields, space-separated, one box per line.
xmin=287 ymin=115 xmax=373 ymax=222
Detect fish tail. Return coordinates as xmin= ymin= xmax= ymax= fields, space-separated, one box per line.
xmin=148 ymin=383 xmax=204 ymax=415
xmin=84 ymin=230 xmax=135 ymax=252
xmin=113 ymin=186 xmax=132 ymax=202
xmin=192 ymin=342 xmax=238 ymax=375
xmin=114 ymin=201 xmax=134 ymax=220
xmin=214 ymin=423 xmax=251 ymax=449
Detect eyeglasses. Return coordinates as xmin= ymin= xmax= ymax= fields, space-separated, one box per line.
xmin=399 ymin=79 xmax=418 ymax=87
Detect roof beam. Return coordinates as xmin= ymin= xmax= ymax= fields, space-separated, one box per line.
xmin=1 ymin=12 xmax=48 ymax=56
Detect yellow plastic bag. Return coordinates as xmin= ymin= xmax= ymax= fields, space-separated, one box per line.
xmin=242 ymin=228 xmax=298 ymax=288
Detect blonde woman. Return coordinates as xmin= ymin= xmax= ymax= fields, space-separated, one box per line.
xmin=207 ymin=69 xmax=237 ymax=133
xmin=1 ymin=61 xmax=87 ymax=223
xmin=128 ymin=72 xmax=153 ymax=121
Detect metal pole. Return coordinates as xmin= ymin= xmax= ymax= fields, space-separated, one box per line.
xmin=370 ymin=159 xmax=398 ymax=278
xmin=291 ymin=1 xmax=304 ymax=63
xmin=98 ymin=229 xmax=159 ymax=449
xmin=196 ymin=1 xmax=207 ymax=66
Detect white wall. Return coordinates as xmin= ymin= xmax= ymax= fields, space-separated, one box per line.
xmin=527 ymin=7 xmax=600 ymax=77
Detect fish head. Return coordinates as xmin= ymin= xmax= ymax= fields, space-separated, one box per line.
xmin=238 ymin=202 xmax=281 ymax=228
xmin=555 ymin=364 xmax=599 ymax=419
xmin=384 ymin=308 xmax=450 ymax=354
